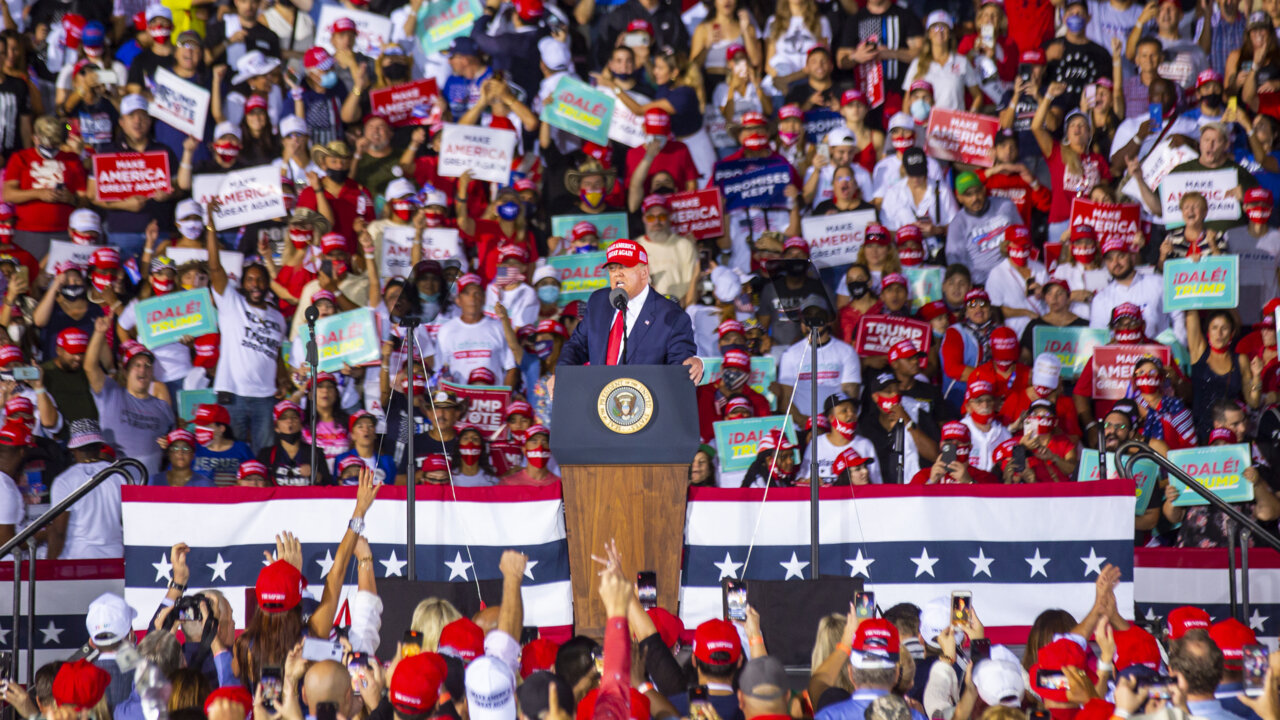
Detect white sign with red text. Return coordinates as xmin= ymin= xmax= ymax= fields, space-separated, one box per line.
xmin=437 ymin=122 xmax=517 ymax=185
xmin=1159 ymin=170 xmax=1241 ymax=227
xmin=802 ymin=210 xmax=878 ymax=269
xmin=198 ymin=165 xmax=286 ymax=231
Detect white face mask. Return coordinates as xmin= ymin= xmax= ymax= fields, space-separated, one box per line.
xmin=645 ymin=134 xmax=668 ymax=149
xmin=177 ymin=219 xmax=204 ymax=240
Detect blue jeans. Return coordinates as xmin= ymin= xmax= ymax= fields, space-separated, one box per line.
xmin=109 ymin=231 xmax=148 ymax=264
xmin=225 ymin=394 xmax=278 ymax=452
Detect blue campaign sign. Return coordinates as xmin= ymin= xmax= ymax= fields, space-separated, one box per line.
xmin=803 ymin=108 xmax=843 ymax=144
xmin=713 ymin=158 xmax=792 ymax=212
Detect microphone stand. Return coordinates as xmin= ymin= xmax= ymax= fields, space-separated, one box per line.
xmin=1097 ymin=422 xmax=1107 ymax=479
xmin=893 ymin=419 xmax=906 ymax=485
xmin=808 ymin=322 xmax=820 ymax=577
xmin=400 ymin=325 xmax=422 ymax=581
xmin=305 ymin=306 xmax=320 ymax=487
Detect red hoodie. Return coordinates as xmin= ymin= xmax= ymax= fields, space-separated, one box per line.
xmin=979 ymin=170 xmax=1052 ymax=226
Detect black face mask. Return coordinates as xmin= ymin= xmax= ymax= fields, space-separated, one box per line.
xmin=847 ymin=280 xmax=870 ymax=299
xmin=326 ymin=168 xmax=350 ymax=183
xmin=383 ymin=64 xmax=409 ymax=81
xmin=1202 ymin=94 xmax=1225 ymax=110
xmin=652 ymin=185 xmax=676 ymax=195
xmin=61 ymin=285 xmax=87 ymax=301
xmin=720 ymin=342 xmax=748 ymax=356
xmin=278 ymin=430 xmax=302 ymax=443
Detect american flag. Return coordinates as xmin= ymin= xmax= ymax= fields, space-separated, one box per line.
xmin=1135 ymin=547 xmax=1280 ymax=643
xmin=679 ymin=482 xmax=1138 ymax=644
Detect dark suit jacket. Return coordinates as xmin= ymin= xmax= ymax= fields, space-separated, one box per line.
xmin=558 ymin=286 xmax=697 ymax=367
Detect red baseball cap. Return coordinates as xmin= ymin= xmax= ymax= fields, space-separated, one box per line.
xmin=850 ymin=619 xmax=900 ymax=668
xmin=536 ymin=319 xmax=568 ymax=338
xmin=3 ymin=396 xmax=32 ymax=417
xmin=1030 ymin=639 xmax=1091 ymax=703
xmin=331 ymin=16 xmax=357 ymax=33
xmin=121 ymin=340 xmax=153 ymax=366
xmin=1209 ymin=427 xmax=1236 ymax=444
xmin=514 ymin=0 xmax=544 ymax=21
xmin=0 ymin=420 xmax=31 ymax=448
xmin=255 ymin=560 xmax=307 ymax=612
xmin=1113 ymin=625 xmax=1161 ymax=671
xmin=1168 ymin=606 xmax=1212 ymax=639
xmin=204 ymin=687 xmax=254 ymax=720
xmin=964 ymin=288 xmax=990 ymax=304
xmin=1246 ymin=187 xmax=1274 ymax=206
xmin=577 ymin=688 xmax=651 ymax=720
xmin=783 ymin=236 xmax=810 ymax=255
xmin=605 ymin=239 xmax=648 ymax=267
xmin=717 ymin=319 xmax=745 ymax=338
xmin=91 ymin=247 xmax=120 ymax=270
xmin=1020 ymin=49 xmax=1046 ymax=65
xmin=918 ymin=300 xmax=949 ymax=321
xmin=246 ymin=94 xmax=268 ymax=113
xmin=390 ymin=652 xmax=448 ymax=715
xmin=53 ymin=660 xmax=112 ymax=711
xmin=196 ymin=403 xmax=231 ymax=427
xmin=693 ymin=619 xmax=741 ymax=665
xmin=193 ymin=334 xmax=220 ymax=368
xmin=506 ymin=400 xmax=533 ymax=419
xmin=643 ymin=108 xmax=670 ymax=136
xmin=864 ymin=223 xmax=890 ymax=245
xmin=57 ymin=328 xmax=89 ymax=355
xmin=1071 ymin=224 xmax=1098 ymax=242
xmin=1101 ymin=235 xmax=1131 ymax=255
xmin=438 ymin=617 xmax=485 ymax=662
xmin=1111 ymin=303 xmax=1143 ymax=325
xmin=0 ymin=345 xmax=22 ymax=367
xmin=1005 ymin=225 xmax=1031 ymax=246
xmin=722 ymin=348 xmax=750 ymax=371
xmin=965 ymin=380 xmax=995 ymax=402
xmin=992 ymin=438 xmax=1018 ymax=467
xmin=571 ymin=221 xmax=599 ymax=242
xmin=642 ymin=194 xmax=672 ymax=214
xmin=237 ymin=459 xmax=268 ymax=482
xmin=273 ymin=400 xmax=302 ymax=421
xmin=165 ymin=428 xmax=197 ymax=448
xmin=941 ymin=421 xmax=971 ymax=442
xmin=520 ymin=637 xmax=560 ymax=678
xmin=647 ymin=607 xmax=685 ymax=649
xmin=832 ymin=447 xmax=871 ymax=475
xmin=625 ymin=17 xmax=653 ymax=35
xmin=991 ymin=326 xmax=1019 ymax=362
xmin=882 ymin=272 xmax=908 ymax=290
xmin=1209 ymin=618 xmax=1257 ymax=670
xmin=725 ymin=396 xmax=754 ymax=418
xmin=896 ymin=225 xmax=923 ymax=245
xmin=841 ymin=89 xmax=867 ymax=107
xmin=887 ymin=339 xmax=921 ymax=363
xmin=778 ymin=104 xmax=804 ymax=120
xmin=320 ymin=233 xmax=347 ymax=254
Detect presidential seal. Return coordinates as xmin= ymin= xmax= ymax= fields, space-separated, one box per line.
xmin=597 ymin=378 xmax=655 ymax=434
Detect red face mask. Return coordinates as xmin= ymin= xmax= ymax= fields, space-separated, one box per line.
xmin=330 ymin=259 xmax=349 ymax=278
xmin=213 ymin=141 xmax=240 ymax=163
xmin=832 ymin=416 xmax=856 ymax=440
xmin=526 ymin=447 xmax=551 ymax=469
xmin=70 ymin=231 xmax=96 ymax=245
xmin=770 ymin=460 xmax=797 ymax=481
xmin=1008 ymin=245 xmax=1030 ymax=267
xmin=742 ymin=133 xmax=769 ymax=151
xmin=995 ymin=359 xmax=1015 ymax=372
xmin=954 ymin=446 xmax=972 ymax=465
xmin=459 ymin=441 xmax=482 ymax=461
xmin=875 ymin=393 xmax=900 ymax=414
xmin=1134 ymin=375 xmax=1161 ymax=393
xmin=899 ymin=245 xmax=924 ymax=266
xmin=1034 ymin=384 xmax=1054 ymax=398
xmin=969 ymin=408 xmax=995 ymax=425
xmin=1030 ymin=416 xmax=1056 ymax=435
xmin=151 ymin=274 xmax=174 ymax=294
xmin=1247 ymin=205 xmax=1273 ymax=224
xmin=1113 ymin=327 xmax=1143 ymax=344
xmin=195 ymin=425 xmax=215 ymax=445
xmin=289 ymin=228 xmax=312 ymax=248
xmin=90 ymin=270 xmax=112 ymax=292
xmin=891 ymin=135 xmax=915 ymax=152
xmin=1072 ymin=246 xmax=1097 ymax=264
xmin=425 ymin=212 xmax=445 ymax=227
xmin=392 ymin=200 xmax=414 ymax=222
xmin=149 ymin=27 xmax=172 ymax=44
xmin=0 ymin=224 xmax=14 ymax=244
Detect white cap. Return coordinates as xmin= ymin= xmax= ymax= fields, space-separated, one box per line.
xmin=280 ymin=115 xmax=309 ymax=138
xmin=121 ymin=93 xmax=148 ymax=115
xmin=887 ymin=112 xmax=916 ymax=134
xmin=231 ymin=50 xmax=281 ymax=85
xmin=825 ymin=127 xmax=856 ymax=147
xmin=532 ymin=264 xmax=558 ymax=285
xmin=974 ymin=659 xmax=1025 ymax=707
xmin=710 ymin=265 xmax=740 ymax=303
xmin=538 ymin=37 xmax=570 ymax=73
xmin=919 ymin=597 xmax=951 ymax=649
xmin=214 ymin=121 xmax=242 ymax=142
xmin=1032 ymin=353 xmax=1062 ymax=390
xmin=464 ymin=656 xmax=517 ymax=720
xmin=145 ymin=4 xmax=173 ymax=22
xmin=423 ymin=188 xmax=448 ymax=208
xmin=483 ymin=629 xmax=521 ymax=679
xmin=69 ymin=208 xmax=101 ymax=234
xmin=926 ymin=9 xmax=953 ymax=27
xmin=176 ymin=199 xmax=203 ymax=220
xmin=85 ymin=592 xmax=137 ymax=645
xmin=385 ymin=178 xmax=416 ymax=200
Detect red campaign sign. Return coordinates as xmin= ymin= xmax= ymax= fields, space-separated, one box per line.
xmin=370 ymin=78 xmax=440 ymax=127
xmin=440 ymin=380 xmax=511 ymax=437
xmin=1069 ymin=198 xmax=1142 ymax=252
xmin=489 ymin=439 xmax=525 ymax=476
xmin=91 ymin=151 xmax=171 ymax=203
xmin=669 ymin=188 xmax=724 ymax=240
xmin=924 ymin=108 xmax=998 ymax=167
xmin=855 ymin=315 xmax=932 ymax=356
xmin=857 ymin=61 xmax=885 ymax=109
xmin=1091 ymin=344 xmax=1172 ymax=400
xmin=1043 ymin=241 xmax=1062 ymax=274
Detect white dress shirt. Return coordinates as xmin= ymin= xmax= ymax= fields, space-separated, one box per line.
xmin=611 ymin=284 xmax=651 ymax=363
xmin=1089 ymin=272 xmax=1187 ymax=345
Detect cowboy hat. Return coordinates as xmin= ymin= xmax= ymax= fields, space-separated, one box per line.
xmin=310 ymin=140 xmax=353 ymax=166
xmin=287 ymin=207 xmax=333 ymax=235
xmin=563 ymin=158 xmax=617 ymax=196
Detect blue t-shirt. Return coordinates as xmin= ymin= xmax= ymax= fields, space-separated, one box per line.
xmin=654 ymin=84 xmax=701 ymax=137
xmin=149 ymin=471 xmax=217 ymax=487
xmin=193 ymin=442 xmax=255 ymax=485
xmin=331 ymin=449 xmax=396 ymax=486
xmin=442 ymin=69 xmax=492 ymax=122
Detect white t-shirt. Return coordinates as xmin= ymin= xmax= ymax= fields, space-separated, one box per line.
xmin=0 ymin=471 xmax=23 ymax=528
xmin=212 ymin=279 xmax=287 ymax=398
xmin=986 ymin=259 xmax=1049 ymax=339
xmin=1052 ymin=262 xmax=1112 ymax=321
xmin=871 ymin=152 xmax=944 ymax=197
xmin=51 ymin=461 xmax=121 ymax=559
xmin=119 ymin=299 xmax=195 ymax=383
xmin=1089 ymin=273 xmax=1185 ymax=344
xmin=764 ymin=15 xmax=832 ymax=76
xmin=435 ymin=316 xmax=517 ymax=383
xmin=903 ymin=54 xmax=979 ymax=112
xmin=485 ymin=283 xmax=539 ymax=330
xmin=880 ymin=177 xmax=960 ymax=231
xmin=778 ymin=338 xmax=862 ymax=417
xmin=797 ymin=432 xmax=883 ymax=485
xmin=959 ymin=417 xmax=1012 ymax=472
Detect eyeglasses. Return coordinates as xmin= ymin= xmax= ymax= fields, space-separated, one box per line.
xmin=1103 ymin=422 xmax=1130 ymax=431
xmin=644 ymin=212 xmax=668 ymax=221
xmin=967 ymin=300 xmax=990 ymax=308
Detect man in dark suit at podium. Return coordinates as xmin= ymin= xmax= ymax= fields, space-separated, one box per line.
xmin=557 ymin=239 xmax=703 ymax=382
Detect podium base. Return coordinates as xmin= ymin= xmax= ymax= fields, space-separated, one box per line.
xmin=562 ymin=464 xmax=688 ymax=638
xmin=748 ymin=576 xmax=863 ymax=666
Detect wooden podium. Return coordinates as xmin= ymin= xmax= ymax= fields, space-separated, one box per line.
xmin=550 ymin=365 xmax=700 ymax=637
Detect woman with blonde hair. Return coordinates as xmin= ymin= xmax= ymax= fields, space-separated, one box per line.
xmin=410 ymin=596 xmax=464 ymax=651
xmin=810 ymin=613 xmax=855 ymax=692
xmin=763 ymin=0 xmax=831 ymax=90
xmin=904 ymin=10 xmax=981 ymax=113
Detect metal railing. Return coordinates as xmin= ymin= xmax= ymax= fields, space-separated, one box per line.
xmin=1117 ymin=441 xmax=1280 ymax=622
xmin=1 ymin=458 xmax=147 ymax=684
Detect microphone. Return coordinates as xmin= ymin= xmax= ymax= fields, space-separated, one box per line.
xmin=304 ymin=304 xmax=319 ymax=324
xmin=609 ymin=286 xmax=628 ymax=311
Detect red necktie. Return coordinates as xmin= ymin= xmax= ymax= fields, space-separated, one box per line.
xmin=606 ymin=309 xmax=625 ymax=365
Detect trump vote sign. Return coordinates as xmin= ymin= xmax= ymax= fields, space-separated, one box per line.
xmin=149 ymin=68 xmax=210 ymax=139
xmin=925 ymin=108 xmax=998 ymax=167
xmin=92 ymin=152 xmax=171 ymax=202
xmin=437 ymin=122 xmax=517 ymax=185
xmin=1091 ymin=344 xmax=1172 ymax=399
xmin=441 ymin=380 xmax=512 ymax=436
xmin=135 ymin=289 xmax=218 ymax=349
xmin=855 ymin=316 xmax=931 ymax=356
xmin=802 ymin=210 xmax=878 ymax=269
xmin=1163 ymin=256 xmax=1239 ymax=311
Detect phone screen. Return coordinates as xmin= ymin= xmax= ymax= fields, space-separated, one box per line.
xmin=1036 ymin=669 xmax=1069 ymax=691
xmin=854 ymin=591 xmax=875 ymax=620
xmin=637 ymin=571 xmax=658 ymax=610
xmin=1244 ymin=645 xmax=1269 ymax=696
xmin=1138 ymin=675 xmax=1177 ymax=699
xmin=724 ymin=579 xmax=747 ymax=622
xmin=1149 ymin=103 xmax=1164 ymax=132
xmin=401 ymin=630 xmax=423 ymax=658
xmin=261 ymin=667 xmax=283 ymax=707
xmin=689 ymin=685 xmax=710 ymax=705
xmin=951 ymin=591 xmax=972 ymax=626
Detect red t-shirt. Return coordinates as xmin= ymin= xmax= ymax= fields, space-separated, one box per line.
xmin=4 ymin=149 xmax=87 ymax=233
xmin=1004 ymin=0 xmax=1054 ymax=57
xmin=970 ymin=361 xmax=1030 ymax=401
xmin=412 ymin=156 xmax=489 ymax=220
xmin=625 ymin=140 xmax=700 ymax=193
xmin=909 ymin=465 xmax=999 ymax=484
xmin=1000 ymin=390 xmax=1083 ymax=438
xmin=276 ymin=264 xmax=317 ymax=317
xmin=695 ymin=384 xmax=773 ymax=443
xmin=1046 ymin=144 xmax=1111 ymax=222
xmin=979 ymin=170 xmax=1053 ymax=226
xmin=469 ymin=219 xmax=538 ymax=282
xmin=298 ymin=180 xmax=375 ymax=252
